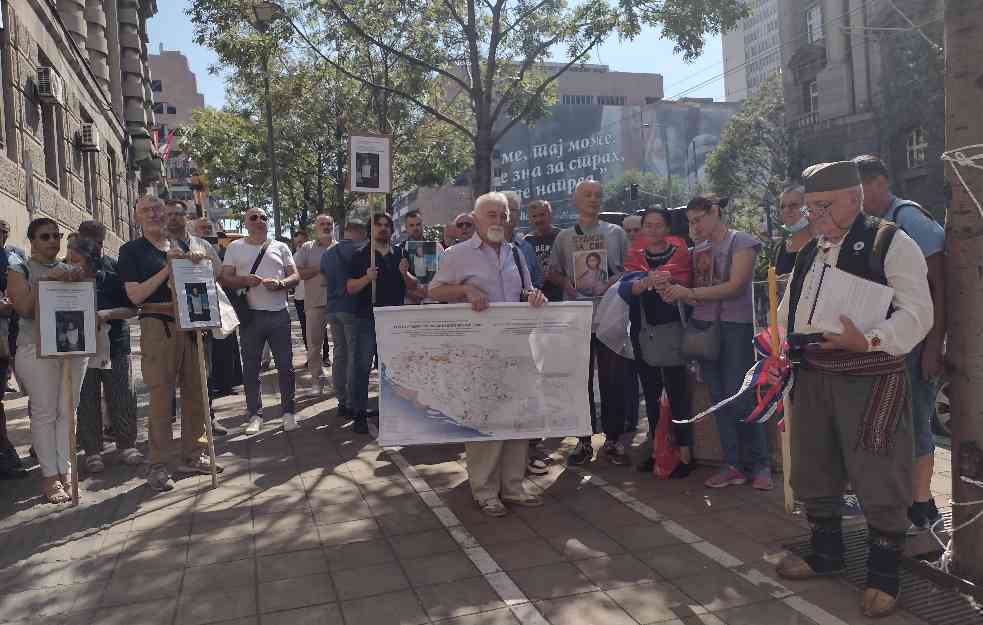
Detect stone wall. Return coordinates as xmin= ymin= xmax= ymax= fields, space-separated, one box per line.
xmin=0 ymin=1 xmax=138 ymax=255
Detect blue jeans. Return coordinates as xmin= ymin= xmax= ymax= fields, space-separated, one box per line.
xmin=351 ymin=316 xmax=377 ymax=414
xmin=907 ymin=341 xmax=939 ymax=458
xmin=698 ymin=321 xmax=769 ymax=472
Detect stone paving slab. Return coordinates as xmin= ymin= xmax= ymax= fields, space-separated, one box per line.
xmin=0 ymin=317 xmax=939 ymax=625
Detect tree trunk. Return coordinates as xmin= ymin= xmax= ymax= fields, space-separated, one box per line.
xmin=944 ymin=0 xmax=983 ymax=585
xmin=472 ymin=131 xmax=494 ymax=196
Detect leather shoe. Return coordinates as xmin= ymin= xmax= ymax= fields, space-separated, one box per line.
xmin=861 ymin=588 xmax=898 ymax=618
xmin=776 ymin=554 xmax=817 ymax=580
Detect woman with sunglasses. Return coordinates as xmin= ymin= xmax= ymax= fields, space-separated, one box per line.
xmin=7 ymin=218 xmax=90 ymax=503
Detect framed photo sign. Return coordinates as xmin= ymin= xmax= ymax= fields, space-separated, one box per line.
xmin=35 ymin=279 xmax=97 ymax=358
xmin=348 ymin=133 xmax=392 ymax=194
xmin=169 ymin=258 xmax=222 ymax=330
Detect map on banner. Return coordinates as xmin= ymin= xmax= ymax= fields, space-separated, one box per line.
xmin=374 ymin=302 xmax=594 ymax=446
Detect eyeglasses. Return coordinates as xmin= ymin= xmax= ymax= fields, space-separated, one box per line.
xmin=37 ymin=232 xmax=64 ymax=241
xmin=249 ymin=214 xmax=269 ymax=222
xmin=455 ymin=222 xmax=474 ymax=228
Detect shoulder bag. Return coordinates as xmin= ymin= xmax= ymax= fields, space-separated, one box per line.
xmin=637 ymin=303 xmax=685 ymax=367
xmin=680 ymin=233 xmax=736 ymax=361
xmin=227 ymin=241 xmax=269 ymax=327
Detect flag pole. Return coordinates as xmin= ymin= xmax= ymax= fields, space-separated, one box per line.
xmin=768 ymin=266 xmax=793 ymax=514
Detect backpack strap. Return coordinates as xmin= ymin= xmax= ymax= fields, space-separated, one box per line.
xmin=869 ymin=220 xmax=898 ymax=283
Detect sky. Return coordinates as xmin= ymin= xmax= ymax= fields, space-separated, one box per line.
xmin=147 ymin=1 xmax=725 ymax=109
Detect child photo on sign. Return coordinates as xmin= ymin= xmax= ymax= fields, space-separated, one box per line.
xmin=355 ymin=152 xmax=380 ymax=188
xmin=574 ymin=250 xmax=609 ymax=298
xmin=185 ymin=282 xmax=211 ymax=323
xmin=55 ymin=311 xmax=85 ymax=352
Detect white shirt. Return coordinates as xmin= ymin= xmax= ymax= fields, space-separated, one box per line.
xmin=223 ymin=239 xmax=296 ymax=311
xmin=430 ymin=234 xmax=531 ymax=303
xmin=778 ymin=228 xmax=932 ymax=356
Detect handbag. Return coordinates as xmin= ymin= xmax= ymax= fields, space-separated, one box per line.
xmin=227 ymin=241 xmax=269 ymax=327
xmin=637 ymin=313 xmax=685 ymax=368
xmin=680 ymin=233 xmax=736 ymax=361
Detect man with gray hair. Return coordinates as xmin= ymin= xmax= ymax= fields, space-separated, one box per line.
xmin=430 ymin=192 xmax=548 ymax=516
xmin=549 ymin=180 xmax=629 ymax=466
xmin=622 ymin=215 xmax=643 ymax=243
xmin=774 ymin=161 xmax=932 ymax=617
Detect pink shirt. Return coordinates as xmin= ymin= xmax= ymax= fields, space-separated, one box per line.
xmin=430 ymin=234 xmax=532 ymax=303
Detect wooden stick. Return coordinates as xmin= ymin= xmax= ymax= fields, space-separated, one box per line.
xmin=370 ymin=203 xmax=377 ymax=304
xmin=195 ymin=331 xmax=218 ymax=489
xmin=63 ymin=362 xmax=79 ymax=506
xmin=768 ymin=266 xmax=794 ymax=514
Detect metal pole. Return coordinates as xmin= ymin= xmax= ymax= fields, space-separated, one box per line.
xmin=662 ymin=125 xmax=672 ymax=208
xmin=262 ymin=54 xmax=281 ymax=239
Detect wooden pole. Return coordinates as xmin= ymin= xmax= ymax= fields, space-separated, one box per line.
xmin=370 ymin=202 xmax=377 ymax=304
xmin=195 ymin=331 xmax=218 ymax=489
xmin=768 ymin=267 xmax=794 ymax=514
xmin=945 ymin=0 xmax=983 ymax=583
xmin=63 ymin=362 xmax=79 ymax=506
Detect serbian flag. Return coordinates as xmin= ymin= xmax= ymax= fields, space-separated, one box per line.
xmin=674 ymin=327 xmax=793 ymax=429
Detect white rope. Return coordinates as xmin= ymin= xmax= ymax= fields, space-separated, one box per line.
xmin=941 ymin=145 xmax=983 ymax=222
xmin=927 ymin=475 xmax=983 ymax=574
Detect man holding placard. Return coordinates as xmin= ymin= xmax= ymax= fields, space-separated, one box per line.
xmin=119 ymin=196 xmax=217 ymax=493
xmin=774 ymin=161 xmax=933 ymax=618
xmin=222 ymin=207 xmax=300 ymax=435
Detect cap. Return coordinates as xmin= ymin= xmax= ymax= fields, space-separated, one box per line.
xmin=802 ymin=161 xmax=861 ymax=193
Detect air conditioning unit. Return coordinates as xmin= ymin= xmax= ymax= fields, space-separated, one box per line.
xmin=79 ymin=123 xmax=101 ymax=153
xmin=36 ymin=67 xmax=64 ymax=105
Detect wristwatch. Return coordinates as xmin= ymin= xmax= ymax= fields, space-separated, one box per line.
xmin=864 ymin=330 xmax=883 ymax=352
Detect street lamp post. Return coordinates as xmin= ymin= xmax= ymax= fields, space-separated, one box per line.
xmin=245 ymin=1 xmax=285 ymax=238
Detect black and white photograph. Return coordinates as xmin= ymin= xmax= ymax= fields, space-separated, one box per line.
xmin=184 ymin=282 xmax=211 ymax=323
xmin=55 ymin=311 xmax=85 ymax=353
xmin=348 ymin=133 xmax=392 ymax=193
xmin=35 ymin=279 xmax=97 ymax=358
xmin=170 ymin=258 xmax=222 ymax=330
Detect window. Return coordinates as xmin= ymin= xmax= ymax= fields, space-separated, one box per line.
xmin=597 ymin=95 xmax=626 ymax=106
xmin=906 ymin=127 xmax=928 ymax=169
xmin=38 ymin=55 xmax=62 ymax=188
xmin=561 ymin=94 xmax=594 ymax=105
xmin=151 ymin=79 xmax=163 ymax=92
xmin=152 ymin=101 xmax=165 ymax=114
xmin=804 ymin=80 xmax=819 ymax=113
xmin=167 ymin=105 xmax=176 ymax=115
xmin=806 ymin=4 xmax=823 ymax=43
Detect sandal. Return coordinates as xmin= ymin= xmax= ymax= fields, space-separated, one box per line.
xmin=502 ymin=494 xmax=544 ymax=508
xmin=85 ymin=454 xmax=105 ymax=474
xmin=476 ymin=498 xmax=508 ymax=517
xmin=43 ymin=478 xmax=70 ymax=504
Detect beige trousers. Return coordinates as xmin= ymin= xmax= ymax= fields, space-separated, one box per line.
xmin=465 ymin=439 xmax=528 ymax=502
xmin=305 ymin=304 xmax=328 ymax=382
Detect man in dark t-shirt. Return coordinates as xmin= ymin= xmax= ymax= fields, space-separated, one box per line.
xmin=523 ymin=200 xmax=564 ymax=302
xmin=345 ymin=213 xmax=417 ymax=432
xmin=119 ymin=196 xmax=216 ymax=493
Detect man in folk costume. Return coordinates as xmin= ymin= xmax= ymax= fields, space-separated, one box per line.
xmin=774 ymin=161 xmax=933 ymax=618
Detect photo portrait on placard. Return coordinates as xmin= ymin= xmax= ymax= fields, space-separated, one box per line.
xmin=185 ymin=282 xmax=211 ymax=323
xmin=573 ymin=250 xmax=608 ymax=298
xmin=355 ymin=152 xmax=380 ymax=189
xmin=406 ymin=241 xmax=439 ymax=284
xmin=55 ymin=310 xmax=85 ymax=352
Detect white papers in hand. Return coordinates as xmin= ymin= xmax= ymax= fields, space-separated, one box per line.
xmin=808 ymin=265 xmax=894 ymax=334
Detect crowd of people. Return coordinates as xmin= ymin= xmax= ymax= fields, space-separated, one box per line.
xmin=0 ymin=153 xmax=945 ymax=619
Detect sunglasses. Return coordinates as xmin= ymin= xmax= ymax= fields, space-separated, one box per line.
xmin=455 ymin=222 xmax=474 ymax=228
xmin=37 ymin=232 xmax=64 ymax=241
xmin=249 ymin=214 xmax=269 ymax=222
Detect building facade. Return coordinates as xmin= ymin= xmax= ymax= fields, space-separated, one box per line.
xmin=0 ymin=0 xmax=161 ymax=254
xmin=780 ymin=0 xmax=944 ymax=213
xmin=722 ymin=0 xmax=781 ymax=102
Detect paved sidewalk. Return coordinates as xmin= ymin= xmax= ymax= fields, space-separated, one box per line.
xmin=0 ymin=321 xmax=939 ymax=625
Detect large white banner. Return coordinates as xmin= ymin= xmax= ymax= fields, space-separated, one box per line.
xmin=375 ymin=302 xmax=594 ymax=446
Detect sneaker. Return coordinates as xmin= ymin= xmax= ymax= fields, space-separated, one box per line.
xmin=527 ymin=457 xmax=549 ymax=475
xmin=318 ymin=378 xmax=330 ymax=396
xmin=120 ymin=448 xmax=144 ymax=466
xmin=705 ymin=466 xmax=747 ymax=489
xmin=177 ymin=454 xmax=225 ymax=475
xmin=352 ymin=417 xmax=369 ymax=434
xmin=752 ymin=467 xmax=774 ymax=490
xmin=283 ymin=412 xmax=298 ymax=432
xmin=84 ymin=453 xmax=105 ymax=474
xmin=843 ymin=492 xmax=864 ymax=518
xmin=147 ymin=464 xmax=174 ymax=492
xmin=568 ymin=441 xmax=593 ymax=466
xmin=605 ymin=442 xmax=630 ymax=466
xmin=211 ymin=420 xmax=229 ymax=437
xmin=907 ymin=500 xmax=942 ymax=534
xmin=245 ymin=415 xmax=263 ymax=435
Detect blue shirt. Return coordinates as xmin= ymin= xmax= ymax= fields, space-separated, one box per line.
xmin=321 ymin=239 xmax=364 ymax=314
xmin=512 ymin=234 xmax=542 ymax=289
xmin=886 ymin=195 xmax=944 ymax=258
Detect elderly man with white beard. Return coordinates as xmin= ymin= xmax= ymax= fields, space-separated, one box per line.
xmin=429 ymin=192 xmax=548 ymax=517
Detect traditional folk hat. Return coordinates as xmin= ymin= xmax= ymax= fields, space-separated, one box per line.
xmin=802 ymin=161 xmax=861 ymax=193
